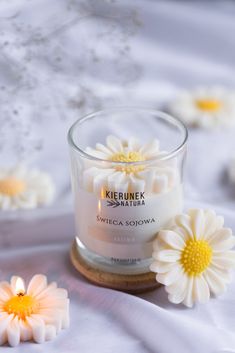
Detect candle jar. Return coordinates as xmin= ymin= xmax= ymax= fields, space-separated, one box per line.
xmin=68 ymin=108 xmax=187 ymax=287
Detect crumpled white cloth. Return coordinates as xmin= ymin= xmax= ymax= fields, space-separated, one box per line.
xmin=1 ymin=204 xmax=235 ymax=353
xmin=1 ymin=0 xmax=235 ymax=352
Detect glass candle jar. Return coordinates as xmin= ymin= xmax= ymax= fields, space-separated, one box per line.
xmin=68 ymin=108 xmax=187 ymax=275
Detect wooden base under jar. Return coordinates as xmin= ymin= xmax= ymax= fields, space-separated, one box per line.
xmin=70 ymin=240 xmax=160 ymax=294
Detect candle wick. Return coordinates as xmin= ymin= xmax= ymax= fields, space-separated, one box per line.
xmin=17 ymin=292 xmax=25 ymax=297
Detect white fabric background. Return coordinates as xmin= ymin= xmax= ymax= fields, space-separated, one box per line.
xmin=1 ymin=0 xmax=235 ymax=352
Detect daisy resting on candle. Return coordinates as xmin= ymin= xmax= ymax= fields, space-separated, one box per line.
xmin=167 ymin=86 xmax=235 ymax=128
xmin=0 ymin=275 xmax=69 ymax=346
xmin=0 ymin=165 xmax=55 ymax=210
xmin=150 ymin=209 xmax=235 ymax=307
xmin=83 ymin=135 xmax=179 ymax=195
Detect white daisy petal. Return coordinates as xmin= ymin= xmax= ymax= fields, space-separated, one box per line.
xmin=27 ymin=315 xmax=45 ymax=343
xmin=7 ymin=316 xmax=20 ymax=347
xmin=152 ymin=238 xmax=167 ymax=252
xmin=155 ymin=249 xmax=181 ymax=262
xmin=203 ymin=267 xmax=226 ymax=295
xmin=212 ymin=251 xmax=235 ymax=268
xmin=107 ymin=172 xmax=126 ymax=191
xmin=35 ymin=282 xmax=57 ymax=300
xmin=15 ymin=193 xmax=37 ymax=210
xmin=39 ymin=296 xmax=68 ymax=309
xmin=22 ymin=194 xmax=39 ymax=209
xmin=127 ymin=137 xmax=141 ymax=150
xmin=11 ymin=164 xmax=27 ymax=179
xmin=106 ymin=135 xmax=123 ymax=153
xmin=137 ymin=169 xmax=155 ymax=193
xmin=27 ymin=274 xmax=48 ymax=297
xmin=0 ymin=282 xmax=14 ymax=300
xmin=157 ymin=230 xmax=185 ymax=250
xmin=183 ymin=277 xmax=194 ymax=308
xmin=96 ymin=143 xmax=113 ymax=156
xmin=170 ymin=225 xmax=190 ymax=243
xmin=209 ymin=264 xmax=232 ymax=283
xmin=193 ymin=275 xmax=210 ymax=304
xmin=0 ymin=313 xmax=13 ymax=345
xmin=93 ymin=172 xmax=112 ymax=195
xmin=85 ymin=147 xmax=107 ymax=159
xmin=61 ymin=301 xmax=70 ymax=329
xmin=153 ymin=174 xmax=168 ymax=193
xmin=175 ymin=214 xmax=193 ymax=237
xmin=149 ymin=261 xmax=175 ymax=273
xmin=115 ymin=180 xmax=129 ymax=193
xmin=156 ymin=264 xmax=183 ymax=286
xmin=1 ymin=196 xmax=11 ymax=210
xmin=45 ymin=325 xmax=57 ymax=341
xmin=129 ymin=175 xmax=145 ymax=192
xmin=189 ymin=209 xmax=205 ymax=239
xmin=166 ymin=271 xmax=187 ymax=295
xmin=36 ymin=310 xmax=63 ymax=333
xmin=203 ymin=210 xmax=224 ymax=238
xmin=162 ymin=167 xmax=178 ymax=188
xmin=19 ymin=320 xmax=32 ymax=342
xmin=167 ymin=273 xmax=188 ymax=304
xmin=208 ymin=228 xmax=235 ymax=251
xmin=139 ymin=139 xmax=159 ymax=157
xmin=83 ymin=167 xmax=102 ymax=192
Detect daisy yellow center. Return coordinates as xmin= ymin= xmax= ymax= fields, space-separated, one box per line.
xmin=180 ymin=239 xmax=212 ymax=276
xmin=195 ymin=99 xmax=222 ymax=112
xmin=111 ymin=151 xmax=145 ymax=174
xmin=0 ymin=178 xmax=26 ymax=196
xmin=4 ymin=294 xmax=39 ymax=321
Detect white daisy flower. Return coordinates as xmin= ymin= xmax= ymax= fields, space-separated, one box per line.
xmin=83 ymin=135 xmax=179 ymax=195
xmin=0 ymin=165 xmax=55 ymax=210
xmin=0 ymin=275 xmax=69 ymax=347
xmin=150 ymin=209 xmax=235 ymax=307
xmin=167 ymin=86 xmax=235 ymax=128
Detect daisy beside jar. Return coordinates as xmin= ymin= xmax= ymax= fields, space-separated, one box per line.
xmin=150 ymin=209 xmax=235 ymax=307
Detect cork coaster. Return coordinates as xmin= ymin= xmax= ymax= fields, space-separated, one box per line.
xmin=70 ymin=241 xmax=160 ymax=294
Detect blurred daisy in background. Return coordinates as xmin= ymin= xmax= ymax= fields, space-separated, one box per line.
xmin=167 ymin=86 xmax=235 ymax=129
xmin=0 ymin=165 xmax=55 ymax=210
